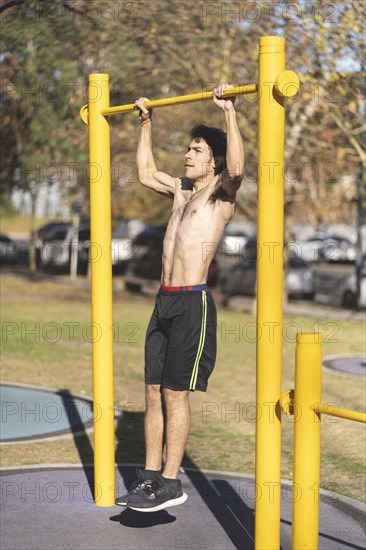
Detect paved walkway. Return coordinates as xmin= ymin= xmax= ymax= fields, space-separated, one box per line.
xmin=1 ymin=466 xmax=365 ymax=550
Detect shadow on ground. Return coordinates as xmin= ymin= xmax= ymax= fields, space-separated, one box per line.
xmin=42 ymin=395 xmax=364 ymax=550
xmin=115 ymin=410 xmax=256 ymax=548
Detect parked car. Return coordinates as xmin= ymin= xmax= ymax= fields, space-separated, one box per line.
xmin=36 ymin=220 xmax=137 ymax=273
xmin=37 ymin=222 xmax=91 ymax=273
xmin=219 ymin=241 xmax=314 ymax=300
xmin=36 ymin=221 xmax=70 ymax=242
xmin=295 ymin=234 xmax=356 ymax=263
xmin=339 ymin=271 xmax=366 ymax=309
xmin=111 ymin=219 xmax=146 ymax=270
xmin=111 ymin=234 xmax=137 ymax=270
xmin=313 ymin=266 xmax=366 ymax=309
xmin=35 ymin=222 xmax=72 ymax=268
xmin=0 ymin=235 xmax=19 ymax=265
xmin=112 ymin=224 xmax=167 ymax=277
xmin=219 ymin=227 xmax=249 ymax=256
xmin=319 ymin=236 xmax=356 ymax=263
xmin=292 ymin=234 xmax=326 ymax=263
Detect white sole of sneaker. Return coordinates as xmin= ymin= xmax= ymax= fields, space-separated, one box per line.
xmin=115 ymin=501 xmax=127 ymax=507
xmin=128 ymin=492 xmax=188 ymax=513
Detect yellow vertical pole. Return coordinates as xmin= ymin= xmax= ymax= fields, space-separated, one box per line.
xmin=255 ymin=36 xmax=286 ymax=549
xmin=292 ymin=333 xmax=322 ymax=549
xmin=88 ymin=74 xmax=115 ymax=506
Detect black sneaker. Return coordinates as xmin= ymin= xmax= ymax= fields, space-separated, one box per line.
xmin=115 ymin=468 xmax=161 ymax=506
xmin=127 ymin=476 xmax=188 ymax=512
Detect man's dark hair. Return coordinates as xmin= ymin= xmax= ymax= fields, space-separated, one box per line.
xmin=190 ymin=124 xmax=227 ymax=174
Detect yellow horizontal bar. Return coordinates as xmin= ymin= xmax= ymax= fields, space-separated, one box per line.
xmin=101 ymin=84 xmax=257 ymax=116
xmin=312 ymin=403 xmax=366 ymax=423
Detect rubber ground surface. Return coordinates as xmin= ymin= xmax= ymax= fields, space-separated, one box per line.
xmin=1 ymin=465 xmax=365 ymax=550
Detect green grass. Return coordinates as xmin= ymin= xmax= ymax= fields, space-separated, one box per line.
xmin=1 ymin=273 xmax=365 ymax=502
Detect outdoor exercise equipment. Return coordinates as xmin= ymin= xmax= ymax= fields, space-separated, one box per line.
xmin=80 ymin=35 xmax=365 ymax=549
xmin=80 ymin=33 xmax=297 ymax=546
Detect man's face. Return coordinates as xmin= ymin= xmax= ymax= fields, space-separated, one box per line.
xmin=184 ymin=139 xmax=215 ymax=181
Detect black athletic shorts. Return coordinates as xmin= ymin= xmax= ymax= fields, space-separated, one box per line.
xmin=145 ymin=284 xmax=217 ymax=392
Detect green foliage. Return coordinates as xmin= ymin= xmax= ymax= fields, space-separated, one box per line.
xmin=1 ymin=0 xmax=365 ymax=225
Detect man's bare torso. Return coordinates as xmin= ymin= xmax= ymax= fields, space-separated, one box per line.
xmin=162 ymin=177 xmax=235 ymax=286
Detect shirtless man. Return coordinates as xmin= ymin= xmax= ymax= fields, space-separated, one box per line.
xmin=116 ymin=83 xmax=245 ymax=512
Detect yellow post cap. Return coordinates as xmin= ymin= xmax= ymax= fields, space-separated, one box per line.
xmin=296 ymin=333 xmax=323 ymax=345
xmin=260 ymin=35 xmax=284 ymax=53
xmin=89 ymin=73 xmax=109 ymax=82
xmin=260 ymin=36 xmax=284 ymax=46
xmin=275 ymin=70 xmax=300 ymax=98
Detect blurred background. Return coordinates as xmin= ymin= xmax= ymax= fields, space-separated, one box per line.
xmin=1 ymin=0 xmax=365 ymax=309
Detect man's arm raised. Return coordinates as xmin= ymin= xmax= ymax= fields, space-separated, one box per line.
xmin=135 ymin=97 xmax=175 ymax=199
xmin=213 ymin=84 xmax=245 ymax=198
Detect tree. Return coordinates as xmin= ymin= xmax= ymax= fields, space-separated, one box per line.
xmin=1 ymin=0 xmax=364 ymax=234
xmin=276 ymin=0 xmax=365 ymax=228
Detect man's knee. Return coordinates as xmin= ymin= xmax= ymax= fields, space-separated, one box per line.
xmin=162 ymin=387 xmax=189 ymax=404
xmin=145 ymin=383 xmax=162 ymax=407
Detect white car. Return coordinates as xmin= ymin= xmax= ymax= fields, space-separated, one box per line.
xmin=294 ymin=235 xmax=356 ymax=263
xmin=39 ymin=223 xmax=90 ymax=271
xmin=111 ymin=238 xmax=135 ymax=266
xmin=319 ymin=236 xmax=356 ymax=263
xmin=219 ymin=255 xmax=315 ymax=300
xmin=293 ymin=235 xmax=326 ymax=262
xmin=37 ymin=222 xmax=134 ymax=273
xmin=219 ymin=230 xmax=249 ymax=256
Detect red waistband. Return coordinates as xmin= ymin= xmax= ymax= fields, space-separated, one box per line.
xmin=160 ymin=284 xmax=208 ymax=292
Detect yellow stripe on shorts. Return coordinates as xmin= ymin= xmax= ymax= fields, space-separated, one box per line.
xmin=189 ymin=291 xmax=207 ymax=391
